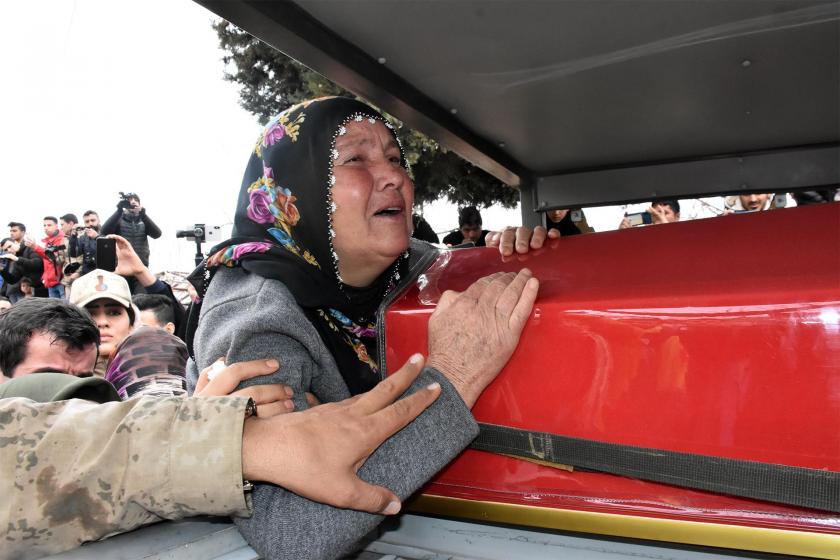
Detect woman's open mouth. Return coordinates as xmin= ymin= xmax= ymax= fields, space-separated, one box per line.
xmin=373 ymin=206 xmax=404 ymax=218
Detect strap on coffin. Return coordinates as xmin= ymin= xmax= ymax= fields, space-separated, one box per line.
xmin=471 ymin=422 xmax=840 ymax=513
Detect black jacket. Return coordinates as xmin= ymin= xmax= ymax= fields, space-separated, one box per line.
xmin=0 ymin=245 xmax=46 ymax=299
xmin=101 ymin=208 xmax=162 ymax=267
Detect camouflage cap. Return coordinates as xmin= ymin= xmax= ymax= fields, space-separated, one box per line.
xmin=0 ymin=372 xmax=119 ymax=403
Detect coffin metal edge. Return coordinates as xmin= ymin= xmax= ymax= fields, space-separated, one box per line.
xmin=408 ymin=494 xmax=840 ymax=559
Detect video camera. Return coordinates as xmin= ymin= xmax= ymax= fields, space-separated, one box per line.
xmin=118 ymin=191 xmax=140 ymax=210
xmin=44 ymin=244 xmax=66 ymax=255
xmin=176 ymin=224 xmax=208 ymax=243
xmin=176 ymin=224 xmax=223 ymax=266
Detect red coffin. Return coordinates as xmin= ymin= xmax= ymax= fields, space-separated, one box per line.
xmin=384 ymin=203 xmax=840 ymax=556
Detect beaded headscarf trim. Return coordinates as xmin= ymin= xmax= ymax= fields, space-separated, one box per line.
xmin=326 ymin=112 xmax=410 ymax=300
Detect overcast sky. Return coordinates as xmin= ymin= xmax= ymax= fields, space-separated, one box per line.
xmin=2 ymin=0 xmax=726 ymax=272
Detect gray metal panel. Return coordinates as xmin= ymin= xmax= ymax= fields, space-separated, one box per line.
xmin=518 ymin=177 xmax=541 ymax=229
xmin=296 ymin=0 xmax=840 ymax=173
xmin=533 ymin=144 xmax=840 ymax=211
xmin=196 ymin=0 xmax=840 ymax=205
xmin=46 ymin=518 xmax=257 ymax=560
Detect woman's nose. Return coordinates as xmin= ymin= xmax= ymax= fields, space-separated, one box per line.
xmin=373 ymin=160 xmax=404 ymax=190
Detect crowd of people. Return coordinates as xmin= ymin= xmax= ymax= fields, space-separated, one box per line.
xmin=0 ymin=192 xmax=161 ymax=305
xmin=1 ymin=96 xmax=836 ymax=560
xmin=418 ymin=189 xmax=837 ymax=251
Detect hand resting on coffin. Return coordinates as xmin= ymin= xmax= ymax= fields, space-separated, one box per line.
xmin=427 ymin=268 xmax=538 ymax=408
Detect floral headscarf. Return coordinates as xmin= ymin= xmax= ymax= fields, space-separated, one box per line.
xmin=188 ymin=97 xmax=409 ymax=394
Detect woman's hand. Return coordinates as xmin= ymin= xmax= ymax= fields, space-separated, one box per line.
xmin=195 ymin=358 xmax=295 ymax=417
xmin=241 ymin=353 xmax=440 ymax=515
xmin=427 ymin=269 xmax=538 ymax=408
xmin=485 ymin=226 xmax=559 ymax=257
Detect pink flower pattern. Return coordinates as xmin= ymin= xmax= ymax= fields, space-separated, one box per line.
xmin=263 ymin=122 xmax=285 ymax=147
xmin=231 ymin=242 xmax=272 ymax=260
xmin=246 ymin=189 xmax=275 ymax=224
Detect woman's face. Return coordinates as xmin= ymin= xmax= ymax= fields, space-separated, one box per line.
xmin=331 ymin=121 xmax=414 ymax=286
xmin=85 ymin=299 xmax=131 ymax=358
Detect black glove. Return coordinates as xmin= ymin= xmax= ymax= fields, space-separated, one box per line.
xmin=118 ymin=199 xmax=131 ymax=210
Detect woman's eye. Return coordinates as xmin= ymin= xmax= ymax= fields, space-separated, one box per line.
xmin=343 ymin=154 xmax=362 ymax=164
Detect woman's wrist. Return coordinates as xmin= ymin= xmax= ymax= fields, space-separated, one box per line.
xmin=426 ymin=356 xmax=481 ymax=408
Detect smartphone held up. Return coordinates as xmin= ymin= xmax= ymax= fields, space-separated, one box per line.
xmin=624 ymin=212 xmax=653 ymax=227
xmin=96 ymin=237 xmax=117 ymax=272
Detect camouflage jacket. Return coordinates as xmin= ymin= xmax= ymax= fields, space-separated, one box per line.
xmin=1 ymin=396 xmax=252 ymax=559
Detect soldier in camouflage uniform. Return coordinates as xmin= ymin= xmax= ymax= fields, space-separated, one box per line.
xmin=1 ymin=395 xmax=252 ymax=559
xmin=1 ymin=354 xmax=441 ymax=559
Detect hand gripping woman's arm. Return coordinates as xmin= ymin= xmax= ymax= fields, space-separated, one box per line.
xmin=190 ymin=267 xmax=480 ymax=560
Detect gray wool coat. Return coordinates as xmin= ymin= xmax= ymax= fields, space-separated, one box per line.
xmin=187 ymin=240 xmax=479 ymax=560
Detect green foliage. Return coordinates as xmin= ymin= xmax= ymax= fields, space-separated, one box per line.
xmin=214 ymin=20 xmax=518 ymax=209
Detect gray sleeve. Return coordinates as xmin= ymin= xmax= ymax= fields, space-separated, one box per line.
xmin=235 ymin=367 xmax=478 ymax=560
xmin=189 ymin=273 xmax=352 ymax=408
xmin=191 ymin=270 xmax=479 ymax=559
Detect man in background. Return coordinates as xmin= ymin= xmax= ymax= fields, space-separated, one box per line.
xmin=726 ymin=193 xmax=772 ymax=212
xmin=133 ymin=293 xmax=178 ymax=336
xmin=26 ymin=216 xmax=66 ymax=299
xmin=69 ymin=210 xmax=100 ymax=276
xmin=59 ymin=213 xmax=84 ymax=297
xmin=442 ymin=206 xmax=490 ymax=247
xmin=619 ymin=200 xmax=681 ymax=229
xmin=1 ymin=236 xmax=45 ymax=302
xmin=7 ymin=221 xmax=26 ymax=243
xmin=101 ymin=193 xmax=162 ymax=269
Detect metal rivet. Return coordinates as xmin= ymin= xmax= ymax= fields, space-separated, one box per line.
xmin=741 ymin=59 xmax=752 ymax=68
xmin=450 ymin=108 xmax=458 ymax=115
xmin=377 ymin=57 xmax=387 ymax=64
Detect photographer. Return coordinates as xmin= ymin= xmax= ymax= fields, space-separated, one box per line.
xmin=59 ymin=213 xmax=85 ymax=297
xmin=101 ymin=192 xmax=162 ymax=269
xmin=618 ymin=200 xmax=681 ymax=229
xmin=25 ymin=216 xmax=66 ymax=299
xmin=0 ymin=237 xmax=45 ymax=302
xmin=69 ymin=210 xmax=100 ymax=275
